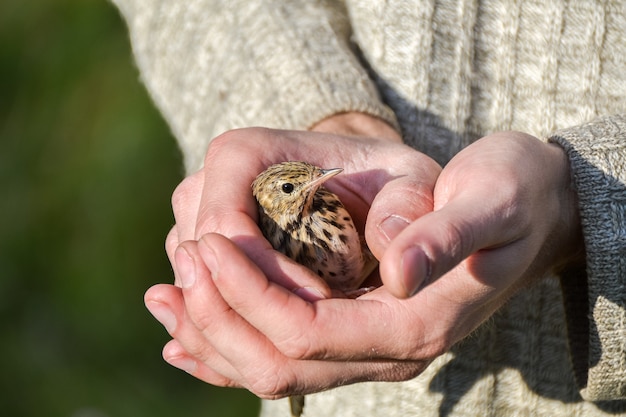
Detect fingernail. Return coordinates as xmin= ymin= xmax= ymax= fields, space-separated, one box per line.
xmin=146 ymin=301 xmax=177 ymax=334
xmin=175 ymin=246 xmax=196 ymax=289
xmin=166 ymin=355 xmax=198 ymax=375
xmin=294 ymin=286 xmax=326 ymax=301
xmin=379 ymin=215 xmax=410 ymax=241
xmin=401 ymin=247 xmax=431 ymax=297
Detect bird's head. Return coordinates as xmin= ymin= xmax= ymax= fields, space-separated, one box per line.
xmin=252 ymin=161 xmax=342 ymax=226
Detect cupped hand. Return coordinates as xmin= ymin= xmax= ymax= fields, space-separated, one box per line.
xmin=146 ymin=235 xmax=441 ymax=397
xmin=166 ymin=115 xmax=440 ymax=296
xmin=146 ymin=114 xmax=445 ymax=396
xmin=147 ymin=125 xmax=582 ymax=398
xmin=377 ymin=131 xmax=583 ymax=341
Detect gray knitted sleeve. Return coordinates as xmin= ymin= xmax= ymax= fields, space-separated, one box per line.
xmin=549 ymin=114 xmax=626 ymax=401
xmin=111 ymin=0 xmax=397 ymax=173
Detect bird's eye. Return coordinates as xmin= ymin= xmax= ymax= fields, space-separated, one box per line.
xmin=281 ymin=183 xmax=294 ymax=194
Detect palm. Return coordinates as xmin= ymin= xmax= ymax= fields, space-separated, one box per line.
xmin=185 ymin=127 xmax=440 ymax=293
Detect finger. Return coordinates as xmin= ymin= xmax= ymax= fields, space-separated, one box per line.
xmin=364 ymin=165 xmax=439 ymax=259
xmin=171 ymin=170 xmax=204 ymax=242
xmin=194 ymin=129 xmax=272 ymax=240
xmin=144 ymin=282 xmax=244 ymax=385
xmin=175 ymin=238 xmax=318 ymax=397
xmin=187 ymin=235 xmax=430 ymax=396
xmin=169 ymin=170 xmax=203 ymax=288
xmin=379 ymin=189 xmax=530 ymax=299
xmin=198 ymin=233 xmax=441 ymax=363
xmin=165 ymin=226 xmax=180 ymax=286
xmin=162 ymin=339 xmax=244 ymax=389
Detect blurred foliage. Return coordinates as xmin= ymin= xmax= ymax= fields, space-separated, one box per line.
xmin=0 ymin=0 xmax=260 ymax=416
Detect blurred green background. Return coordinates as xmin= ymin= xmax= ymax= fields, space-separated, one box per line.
xmin=0 ymin=1 xmax=260 ymax=416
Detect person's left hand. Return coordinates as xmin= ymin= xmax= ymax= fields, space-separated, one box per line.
xmin=148 ymin=234 xmax=436 ymax=396
xmin=163 ymin=113 xmax=431 ymax=297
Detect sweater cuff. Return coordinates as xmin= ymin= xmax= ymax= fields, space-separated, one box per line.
xmin=548 ymin=115 xmax=626 ymax=401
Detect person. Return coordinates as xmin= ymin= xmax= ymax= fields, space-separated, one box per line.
xmin=112 ymin=0 xmax=626 ymax=415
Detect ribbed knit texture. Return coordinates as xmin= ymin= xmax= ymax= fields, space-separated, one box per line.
xmin=550 ymin=117 xmax=626 ymax=401
xmin=112 ymin=0 xmax=626 ymax=414
xmin=112 ymin=0 xmax=397 ymax=172
xmin=347 ymin=0 xmax=623 ymax=165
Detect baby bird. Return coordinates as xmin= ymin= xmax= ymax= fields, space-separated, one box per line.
xmin=252 ymin=161 xmax=375 ymax=293
xmin=251 ymin=161 xmax=377 ymax=417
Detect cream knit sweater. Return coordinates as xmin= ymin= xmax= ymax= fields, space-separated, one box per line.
xmin=112 ymin=0 xmax=626 ymax=415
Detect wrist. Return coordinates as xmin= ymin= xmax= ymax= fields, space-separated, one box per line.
xmin=310 ymin=112 xmax=403 ymax=144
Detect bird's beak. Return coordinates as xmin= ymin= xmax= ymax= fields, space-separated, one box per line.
xmin=306 ymin=167 xmax=343 ymax=191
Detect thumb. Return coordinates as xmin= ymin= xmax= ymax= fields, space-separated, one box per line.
xmin=364 ymin=173 xmax=437 ymax=260
xmin=378 ymin=193 xmax=524 ymax=299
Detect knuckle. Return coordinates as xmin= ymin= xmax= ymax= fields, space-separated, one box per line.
xmin=271 ymin=310 xmax=323 ymax=361
xmin=181 ymin=342 xmax=214 ymax=367
xmin=249 ymin=368 xmax=301 ymax=399
xmin=373 ymin=178 xmax=434 ymax=219
xmin=276 ymin=333 xmax=319 ymax=361
xmin=193 ymin=307 xmax=229 ymax=339
xmin=501 ymin=199 xmax=531 ymax=235
xmin=204 ymin=132 xmax=233 ymax=165
xmin=195 ymin=201 xmax=256 ymax=238
xmin=489 ymin=180 xmax=534 ymax=238
xmin=249 ymin=378 xmax=293 ymax=399
xmin=421 ymin=332 xmax=452 ymax=359
xmin=167 ymin=332 xmax=215 ymax=367
xmin=171 ymin=173 xmax=200 ymax=210
xmin=397 ymin=313 xmax=453 ymax=362
xmin=204 ymin=127 xmax=269 ymax=166
xmin=194 ymin=205 xmax=227 ymax=237
xmin=165 ymin=227 xmax=178 ymax=261
xmin=400 ymin=338 xmax=449 ymax=369
xmin=435 ymin=217 xmax=475 ymax=268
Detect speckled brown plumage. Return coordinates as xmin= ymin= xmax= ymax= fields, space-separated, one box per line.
xmin=252 ymin=161 xmax=375 ymax=293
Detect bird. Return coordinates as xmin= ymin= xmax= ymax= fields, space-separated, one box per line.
xmin=252 ymin=161 xmax=377 ymax=417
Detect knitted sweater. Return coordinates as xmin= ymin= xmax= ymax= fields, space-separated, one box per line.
xmin=112 ymin=0 xmax=626 ymax=415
